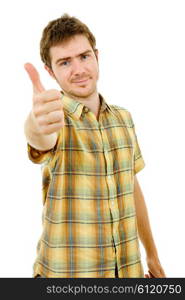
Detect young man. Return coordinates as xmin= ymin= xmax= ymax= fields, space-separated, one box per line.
xmin=24 ymin=13 xmax=166 ymax=278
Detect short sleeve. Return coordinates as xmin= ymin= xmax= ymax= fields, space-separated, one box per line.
xmin=126 ymin=111 xmax=146 ymax=174
xmin=27 ymin=131 xmax=61 ymax=165
xmin=27 ymin=143 xmax=53 ymax=164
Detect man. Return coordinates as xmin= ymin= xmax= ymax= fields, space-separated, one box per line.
xmin=24 ymin=13 xmax=166 ymax=278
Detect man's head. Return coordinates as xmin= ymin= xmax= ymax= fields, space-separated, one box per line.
xmin=40 ymin=13 xmax=99 ymax=99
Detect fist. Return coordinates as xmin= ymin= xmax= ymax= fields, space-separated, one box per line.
xmin=24 ymin=63 xmax=65 ymax=135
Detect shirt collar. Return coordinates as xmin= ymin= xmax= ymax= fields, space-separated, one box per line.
xmin=60 ymin=91 xmax=117 ymax=120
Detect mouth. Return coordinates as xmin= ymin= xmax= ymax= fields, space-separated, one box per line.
xmin=73 ymin=78 xmax=90 ymax=84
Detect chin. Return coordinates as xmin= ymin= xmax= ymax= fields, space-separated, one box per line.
xmin=69 ymin=87 xmax=96 ymax=98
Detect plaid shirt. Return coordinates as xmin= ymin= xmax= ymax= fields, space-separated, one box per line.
xmin=27 ymin=92 xmax=145 ymax=278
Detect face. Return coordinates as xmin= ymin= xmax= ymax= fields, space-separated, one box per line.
xmin=45 ymin=34 xmax=99 ymax=99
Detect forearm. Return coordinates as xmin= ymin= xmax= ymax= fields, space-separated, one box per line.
xmin=134 ymin=176 xmax=159 ymax=258
xmin=24 ymin=110 xmax=57 ymax=151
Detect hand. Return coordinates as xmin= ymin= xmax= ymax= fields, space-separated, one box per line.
xmin=145 ymin=255 xmax=166 ymax=278
xmin=24 ymin=62 xmax=65 ymax=135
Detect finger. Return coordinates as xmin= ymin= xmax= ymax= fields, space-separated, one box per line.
xmin=158 ymin=269 xmax=166 ymax=278
xmin=159 ymin=266 xmax=166 ymax=277
xmin=40 ymin=121 xmax=65 ymax=135
xmin=24 ymin=62 xmax=45 ymax=94
xmin=37 ymin=110 xmax=65 ymax=126
xmin=35 ymin=89 xmax=63 ymax=103
xmin=148 ymin=270 xmax=155 ymax=278
xmin=36 ymin=100 xmax=63 ymax=116
xmin=161 ymin=271 xmax=166 ymax=278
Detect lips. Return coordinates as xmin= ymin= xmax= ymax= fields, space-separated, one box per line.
xmin=73 ymin=78 xmax=89 ymax=84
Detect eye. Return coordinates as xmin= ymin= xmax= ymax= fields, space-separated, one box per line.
xmin=60 ymin=61 xmax=70 ymax=66
xmin=81 ymin=54 xmax=89 ymax=60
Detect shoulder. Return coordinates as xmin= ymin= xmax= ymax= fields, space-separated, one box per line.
xmin=109 ymin=105 xmax=134 ymax=127
xmin=110 ymin=104 xmax=131 ymax=115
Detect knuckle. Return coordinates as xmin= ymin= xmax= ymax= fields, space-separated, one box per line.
xmin=33 ymin=94 xmax=39 ymax=104
xmin=55 ymin=111 xmax=63 ymax=121
xmin=40 ymin=124 xmax=51 ymax=135
xmin=37 ymin=117 xmax=44 ymax=127
xmin=57 ymin=100 xmax=63 ymax=109
xmin=33 ymin=104 xmax=41 ymax=117
xmin=34 ymin=93 xmax=43 ymax=102
xmin=42 ymin=128 xmax=50 ymax=135
xmin=48 ymin=89 xmax=61 ymax=99
xmin=32 ymin=106 xmax=38 ymax=117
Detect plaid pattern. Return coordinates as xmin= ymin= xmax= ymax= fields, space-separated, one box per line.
xmin=27 ymin=92 xmax=145 ymax=278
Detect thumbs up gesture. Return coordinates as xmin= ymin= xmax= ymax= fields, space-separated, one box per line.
xmin=24 ymin=63 xmax=65 ymax=135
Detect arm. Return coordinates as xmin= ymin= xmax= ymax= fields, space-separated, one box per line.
xmin=134 ymin=175 xmax=166 ymax=277
xmin=24 ymin=63 xmax=64 ymax=152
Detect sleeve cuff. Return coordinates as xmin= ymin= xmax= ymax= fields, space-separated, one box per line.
xmin=134 ymin=156 xmax=145 ymax=174
xmin=27 ymin=143 xmax=53 ymax=164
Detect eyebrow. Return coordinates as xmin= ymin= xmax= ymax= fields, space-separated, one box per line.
xmin=55 ymin=50 xmax=92 ymax=65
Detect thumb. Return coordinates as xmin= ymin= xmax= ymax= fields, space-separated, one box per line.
xmin=24 ymin=62 xmax=45 ymax=94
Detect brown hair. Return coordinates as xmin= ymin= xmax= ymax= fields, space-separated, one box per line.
xmin=40 ymin=13 xmax=97 ymax=69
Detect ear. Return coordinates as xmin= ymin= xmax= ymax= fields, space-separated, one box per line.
xmin=44 ymin=64 xmax=56 ymax=79
xmin=94 ymin=49 xmax=99 ymax=62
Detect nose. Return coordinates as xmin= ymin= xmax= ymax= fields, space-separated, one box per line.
xmin=72 ymin=58 xmax=85 ymax=77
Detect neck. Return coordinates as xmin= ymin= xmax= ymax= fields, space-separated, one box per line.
xmin=63 ymin=89 xmax=100 ymax=118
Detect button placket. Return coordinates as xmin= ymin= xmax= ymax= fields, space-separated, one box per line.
xmin=84 ymin=107 xmax=89 ymax=113
xmin=98 ymin=116 xmax=120 ymax=265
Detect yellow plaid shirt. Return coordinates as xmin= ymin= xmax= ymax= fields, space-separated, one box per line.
xmin=27 ymin=92 xmax=145 ymax=278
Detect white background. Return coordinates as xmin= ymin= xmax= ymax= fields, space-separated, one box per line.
xmin=0 ymin=0 xmax=184 ymax=277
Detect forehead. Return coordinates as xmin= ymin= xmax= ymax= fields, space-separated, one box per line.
xmin=50 ymin=34 xmax=93 ymax=61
